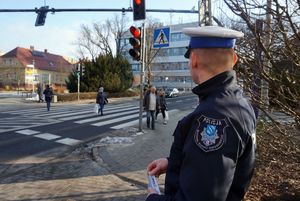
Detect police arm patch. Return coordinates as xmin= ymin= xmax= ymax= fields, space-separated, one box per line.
xmin=194 ymin=115 xmax=228 ymax=152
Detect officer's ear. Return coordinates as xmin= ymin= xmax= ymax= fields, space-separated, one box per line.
xmin=190 ymin=50 xmax=198 ymax=70
xmin=233 ymin=51 xmax=238 ymax=66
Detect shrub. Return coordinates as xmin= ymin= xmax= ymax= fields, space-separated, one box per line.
xmin=56 ymin=89 xmax=139 ymax=102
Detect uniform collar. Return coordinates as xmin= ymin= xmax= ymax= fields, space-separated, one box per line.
xmin=192 ymin=70 xmax=237 ymax=99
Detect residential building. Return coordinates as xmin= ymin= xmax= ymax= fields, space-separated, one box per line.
xmin=0 ymin=46 xmax=74 ymax=91
xmin=121 ymin=22 xmax=198 ymax=91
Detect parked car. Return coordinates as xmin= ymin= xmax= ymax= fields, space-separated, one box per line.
xmin=165 ymin=88 xmax=179 ymax=98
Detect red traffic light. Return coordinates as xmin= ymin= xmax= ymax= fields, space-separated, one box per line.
xmin=130 ymin=26 xmax=141 ymax=38
xmin=134 ymin=0 xmax=142 ymax=5
xmin=133 ymin=0 xmax=145 ymax=21
xmin=129 ymin=26 xmax=142 ymax=61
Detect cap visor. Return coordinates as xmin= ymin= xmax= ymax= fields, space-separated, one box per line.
xmin=184 ymin=48 xmax=191 ymax=59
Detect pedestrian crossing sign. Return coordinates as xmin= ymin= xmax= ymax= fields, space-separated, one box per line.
xmin=153 ymin=27 xmax=170 ymax=48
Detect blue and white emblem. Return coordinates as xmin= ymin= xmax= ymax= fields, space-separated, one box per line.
xmin=194 ymin=115 xmax=228 ymax=152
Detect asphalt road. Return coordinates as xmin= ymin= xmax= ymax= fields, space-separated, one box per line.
xmin=0 ymin=93 xmax=199 ymax=163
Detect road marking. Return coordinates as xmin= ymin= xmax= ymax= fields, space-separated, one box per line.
xmin=110 ymin=109 xmax=179 ymax=129
xmin=34 ymin=133 xmax=61 ymax=140
xmin=59 ymin=105 xmax=135 ymax=121
xmin=15 ymin=129 xmax=40 ymax=135
xmin=92 ymin=113 xmax=140 ymax=127
xmin=34 ymin=104 xmax=126 ymax=118
xmin=110 ymin=119 xmax=140 ymax=129
xmin=175 ymin=100 xmax=183 ymax=103
xmin=75 ymin=107 xmax=139 ymax=124
xmin=56 ymin=138 xmax=82 ymax=146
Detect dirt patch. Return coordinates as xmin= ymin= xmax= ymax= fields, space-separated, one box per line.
xmin=245 ymin=123 xmax=300 ymax=201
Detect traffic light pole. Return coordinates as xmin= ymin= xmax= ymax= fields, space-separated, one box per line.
xmin=138 ymin=23 xmax=146 ymax=132
xmin=77 ymin=65 xmax=80 ymax=102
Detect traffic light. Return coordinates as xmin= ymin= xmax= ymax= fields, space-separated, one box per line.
xmin=35 ymin=6 xmax=49 ymax=26
xmin=129 ymin=26 xmax=142 ymax=61
xmin=133 ymin=0 xmax=145 ymax=21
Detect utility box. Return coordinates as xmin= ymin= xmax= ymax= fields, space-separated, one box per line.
xmin=52 ymin=95 xmax=57 ymax=103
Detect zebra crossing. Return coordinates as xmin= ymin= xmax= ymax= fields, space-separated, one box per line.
xmin=0 ymin=103 xmax=177 ymax=134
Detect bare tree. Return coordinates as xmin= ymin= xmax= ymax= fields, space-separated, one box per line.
xmin=223 ymin=0 xmax=300 ymax=127
xmin=76 ymin=14 xmax=129 ymax=59
xmin=144 ymin=18 xmax=164 ymax=86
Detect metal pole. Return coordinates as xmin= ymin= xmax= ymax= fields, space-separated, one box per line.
xmin=138 ymin=22 xmax=146 ymax=132
xmin=198 ymin=0 xmax=201 ymax=26
xmin=208 ymin=0 xmax=212 ymax=25
xmin=77 ymin=73 xmax=80 ymax=102
xmin=0 ymin=8 xmax=199 ymax=14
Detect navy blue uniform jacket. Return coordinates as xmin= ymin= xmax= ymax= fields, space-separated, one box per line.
xmin=146 ymin=71 xmax=256 ymax=201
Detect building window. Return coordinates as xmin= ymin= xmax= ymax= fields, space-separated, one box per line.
xmin=157 ymin=47 xmax=187 ymax=57
xmin=171 ymin=32 xmax=190 ymax=42
xmin=151 ymin=62 xmax=189 ymax=71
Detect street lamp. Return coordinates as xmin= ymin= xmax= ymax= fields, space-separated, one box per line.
xmin=165 ymin=76 xmax=169 ymax=88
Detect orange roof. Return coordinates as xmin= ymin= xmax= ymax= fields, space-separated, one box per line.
xmin=1 ymin=47 xmax=74 ymax=71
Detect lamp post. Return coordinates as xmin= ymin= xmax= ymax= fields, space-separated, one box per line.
xmin=165 ymin=76 xmax=169 ymax=88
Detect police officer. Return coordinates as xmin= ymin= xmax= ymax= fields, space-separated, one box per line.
xmin=145 ymin=26 xmax=257 ymax=201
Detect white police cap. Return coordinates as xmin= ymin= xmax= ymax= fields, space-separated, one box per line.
xmin=183 ymin=26 xmax=244 ymax=58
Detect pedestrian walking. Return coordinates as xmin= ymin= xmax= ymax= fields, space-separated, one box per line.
xmin=96 ymin=87 xmax=108 ymax=116
xmin=143 ymin=86 xmax=158 ymax=130
xmin=145 ymin=26 xmax=257 ymax=201
xmin=43 ymin=84 xmax=53 ymax=111
xmin=156 ymin=89 xmax=167 ymax=125
xmin=37 ymin=83 xmax=43 ymax=103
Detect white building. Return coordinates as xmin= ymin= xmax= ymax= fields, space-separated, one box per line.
xmin=121 ymin=22 xmax=198 ymax=91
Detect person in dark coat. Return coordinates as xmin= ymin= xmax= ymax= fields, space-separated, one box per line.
xmin=37 ymin=83 xmax=43 ymax=103
xmin=43 ymin=84 xmax=53 ymax=111
xmin=96 ymin=87 xmax=108 ymax=116
xmin=143 ymin=86 xmax=158 ymax=130
xmin=156 ymin=89 xmax=167 ymax=125
xmin=145 ymin=26 xmax=257 ymax=201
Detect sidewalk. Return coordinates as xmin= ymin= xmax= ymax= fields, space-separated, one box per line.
xmin=0 ymin=110 xmax=189 ymax=201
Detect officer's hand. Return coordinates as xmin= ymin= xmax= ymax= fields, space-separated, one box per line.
xmin=147 ymin=188 xmax=158 ymax=197
xmin=147 ymin=158 xmax=168 ymax=177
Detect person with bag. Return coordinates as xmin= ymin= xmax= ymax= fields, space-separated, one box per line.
xmin=143 ymin=85 xmax=158 ymax=130
xmin=156 ymin=89 xmax=168 ymax=125
xmin=96 ymin=87 xmax=108 ymax=116
xmin=145 ymin=26 xmax=257 ymax=201
xmin=43 ymin=84 xmax=53 ymax=111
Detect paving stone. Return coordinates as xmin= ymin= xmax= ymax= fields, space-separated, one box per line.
xmin=0 ymin=111 xmax=189 ymax=201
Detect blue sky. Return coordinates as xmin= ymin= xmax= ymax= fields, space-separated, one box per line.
xmin=0 ymin=0 xmax=214 ymax=58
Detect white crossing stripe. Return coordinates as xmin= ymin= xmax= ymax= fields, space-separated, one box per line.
xmin=110 ymin=119 xmax=140 ymax=129
xmin=0 ymin=122 xmax=37 ymax=125
xmin=176 ymin=100 xmax=183 ymax=103
xmin=34 ymin=133 xmax=61 ymax=140
xmin=34 ymin=104 xmax=125 ymax=118
xmin=58 ymin=104 xmax=135 ymax=120
xmin=0 ymin=125 xmax=24 ymax=128
xmin=56 ymin=138 xmax=83 ymax=146
xmin=92 ymin=112 xmax=141 ymax=127
xmin=13 ymin=129 xmax=82 ymax=146
xmin=75 ymin=106 xmax=139 ymax=124
xmin=3 ymin=105 xmax=92 ymax=115
xmin=15 ymin=129 xmax=40 ymax=135
xmin=110 ymin=109 xmax=178 ymax=129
